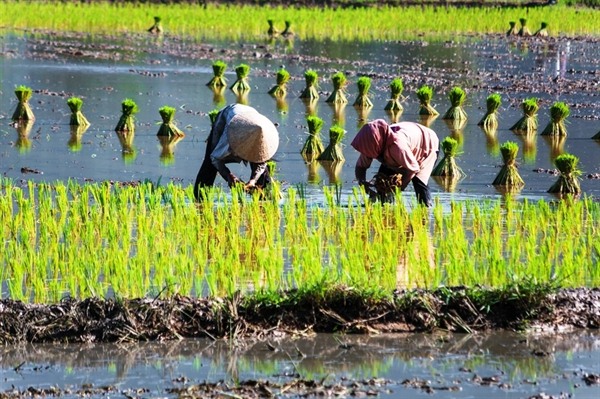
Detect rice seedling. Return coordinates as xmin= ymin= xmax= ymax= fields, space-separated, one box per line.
xmin=114 ymin=98 xmax=138 ymax=133
xmin=416 ymin=85 xmax=439 ymax=116
xmin=477 ymin=93 xmax=501 ymax=130
xmin=534 ymin=22 xmax=549 ymax=37
xmin=492 ymin=141 xmax=525 ymax=189
xmin=267 ymin=19 xmax=278 ymax=36
xmin=66 ymin=97 xmax=90 ymax=127
xmin=442 ymin=87 xmax=468 ymax=121
xmin=353 ymin=76 xmax=373 ymax=109
xmin=229 ymin=64 xmax=252 ymax=95
xmin=383 ymin=78 xmax=404 ymax=112
xmin=11 ymin=85 xmax=35 ymax=122
xmin=206 ymin=60 xmax=227 ymax=88
xmin=541 ymin=101 xmax=570 ymax=137
xmin=506 ymin=21 xmax=519 ymax=36
xmin=431 ymin=137 xmax=463 ymax=178
xmin=299 ymin=70 xmax=319 ymax=101
xmin=148 ymin=16 xmax=163 ymax=34
xmin=548 ymin=153 xmax=581 ymax=195
xmin=518 ymin=18 xmax=531 ymax=36
xmin=510 ymin=97 xmax=539 ymax=134
xmin=318 ymin=124 xmax=345 ymax=162
xmin=268 ymin=68 xmax=290 ymax=98
xmin=325 ymin=72 xmax=348 ymax=105
xmin=156 ymin=106 xmax=185 ymax=138
xmin=301 ymin=115 xmax=325 ymax=162
xmin=281 ymin=20 xmax=294 ymax=37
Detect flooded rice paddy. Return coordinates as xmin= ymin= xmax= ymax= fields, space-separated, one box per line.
xmin=1 ymin=30 xmax=599 ymax=396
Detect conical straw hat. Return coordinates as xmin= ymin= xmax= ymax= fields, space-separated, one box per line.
xmin=227 ymin=110 xmax=279 ymax=163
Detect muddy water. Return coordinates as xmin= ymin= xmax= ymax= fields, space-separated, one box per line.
xmin=1 ymin=33 xmax=599 ymax=203
xmin=1 ymin=331 xmax=599 ymax=398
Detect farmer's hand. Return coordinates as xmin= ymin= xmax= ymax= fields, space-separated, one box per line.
xmin=359 ymin=180 xmax=377 ymax=199
xmin=228 ymin=173 xmax=242 ymax=188
xmin=245 ymin=179 xmax=257 ymax=192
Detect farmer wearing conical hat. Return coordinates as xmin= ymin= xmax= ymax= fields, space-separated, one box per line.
xmin=351 ymin=120 xmax=439 ymax=206
xmin=194 ymin=104 xmax=279 ymax=201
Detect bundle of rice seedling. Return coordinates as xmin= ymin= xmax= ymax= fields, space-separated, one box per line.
xmin=208 ymin=109 xmax=219 ymax=125
xmin=384 ymin=78 xmax=404 ymax=111
xmin=156 ymin=106 xmax=185 ymax=137
xmin=12 ymin=85 xmax=35 ymax=121
xmin=267 ymin=19 xmax=278 ymax=36
xmin=510 ymin=97 xmax=539 ymax=134
xmin=268 ymin=68 xmax=290 ymax=98
xmin=206 ymin=60 xmax=227 ymax=88
xmin=506 ymin=21 xmax=519 ymax=36
xmin=281 ymin=20 xmax=294 ymax=37
xmin=325 ymin=72 xmax=348 ymax=104
xmin=534 ymin=22 xmax=549 ymax=37
xmin=67 ymin=97 xmax=90 ymax=127
xmin=148 ymin=16 xmax=163 ymax=34
xmin=299 ymin=70 xmax=319 ymax=101
xmin=416 ymin=85 xmax=439 ymax=116
xmin=431 ymin=137 xmax=463 ymax=178
xmin=300 ymin=115 xmax=325 ymax=162
xmin=317 ymin=124 xmax=345 ymax=162
xmin=230 ymin=64 xmax=251 ymax=94
xmin=492 ymin=141 xmax=525 ymax=188
xmin=477 ymin=93 xmax=501 ymax=130
xmin=518 ymin=18 xmax=531 ymax=36
xmin=442 ymin=87 xmax=468 ymax=121
xmin=541 ymin=101 xmax=570 ymax=137
xmin=371 ymin=172 xmax=403 ymax=200
xmin=114 ymin=98 xmax=138 ymax=133
xmin=353 ymin=76 xmax=373 ymax=108
xmin=548 ymin=153 xmax=581 ymax=195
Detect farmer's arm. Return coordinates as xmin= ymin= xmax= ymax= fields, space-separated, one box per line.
xmin=211 ymin=130 xmax=241 ymax=186
xmin=355 ymin=154 xmax=376 ymax=196
xmin=247 ymin=162 xmax=268 ymax=188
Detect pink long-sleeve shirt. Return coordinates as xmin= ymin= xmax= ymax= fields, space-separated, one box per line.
xmin=351 ymin=120 xmax=439 ymax=183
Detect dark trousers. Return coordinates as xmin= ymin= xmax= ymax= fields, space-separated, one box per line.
xmin=378 ymin=164 xmax=432 ymax=207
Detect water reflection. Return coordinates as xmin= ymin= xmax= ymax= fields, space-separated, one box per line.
xmin=518 ymin=130 xmax=538 ymax=164
xmin=543 ymin=135 xmax=566 ymax=162
xmin=386 ymin=108 xmax=403 ymax=124
xmin=14 ymin=120 xmax=34 ymax=153
xmin=158 ymin=135 xmax=184 ymax=165
xmin=318 ymin=160 xmax=344 ymax=185
xmin=116 ymin=131 xmax=137 ymax=163
xmin=68 ymin=125 xmax=89 ymax=153
xmin=481 ymin=125 xmax=499 ymax=156
xmin=211 ymin=86 xmax=226 ymax=108
xmin=444 ymin=119 xmax=466 ymax=147
xmin=330 ymin=103 xmax=346 ymax=127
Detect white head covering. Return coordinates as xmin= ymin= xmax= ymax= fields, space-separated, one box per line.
xmin=226 ymin=107 xmax=279 ymax=163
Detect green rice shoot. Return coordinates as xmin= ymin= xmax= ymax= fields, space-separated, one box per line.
xmin=318 ymin=124 xmax=345 ymax=162
xmin=300 ymin=115 xmax=325 ymax=162
xmin=442 ymin=87 xmax=467 ymax=121
xmin=66 ymin=97 xmax=90 ymax=127
xmin=510 ymin=98 xmax=539 ymax=134
xmin=541 ymin=101 xmax=570 ymax=137
xmin=114 ymin=98 xmax=138 ymax=133
xmin=325 ymin=72 xmax=348 ymax=104
xmin=268 ymin=68 xmax=291 ymax=98
xmin=230 ymin=64 xmax=251 ymax=94
xmin=477 ymin=93 xmax=501 ymax=130
xmin=548 ymin=153 xmax=581 ymax=195
xmin=384 ymin=78 xmax=404 ymax=112
xmin=299 ymin=69 xmax=319 ymax=101
xmin=12 ymin=85 xmax=35 ymax=122
xmin=156 ymin=106 xmax=185 ymax=137
xmin=353 ymin=76 xmax=373 ymax=109
xmin=416 ymin=85 xmax=439 ymax=116
xmin=206 ymin=60 xmax=227 ymax=88
xmin=492 ymin=141 xmax=525 ymax=188
xmin=431 ymin=137 xmax=463 ymax=178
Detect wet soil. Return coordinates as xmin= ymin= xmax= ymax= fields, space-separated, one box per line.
xmin=1 ymin=287 xmax=598 ymax=345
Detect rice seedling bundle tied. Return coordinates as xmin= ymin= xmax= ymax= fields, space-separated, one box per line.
xmin=510 ymin=98 xmax=539 ymax=134
xmin=384 ymin=78 xmax=404 ymax=112
xmin=416 ymin=85 xmax=439 ymax=116
xmin=477 ymin=93 xmax=501 ymax=131
xmin=548 ymin=153 xmax=581 ymax=195
xmin=325 ymin=72 xmax=348 ymax=105
xmin=507 ymin=21 xmax=519 ymax=36
xmin=318 ymin=124 xmax=345 ymax=162
xmin=230 ymin=64 xmax=251 ymax=94
xmin=534 ymin=22 xmax=549 ymax=37
xmin=431 ymin=137 xmax=463 ymax=178
xmin=299 ymin=70 xmax=319 ymax=101
xmin=492 ymin=141 xmax=524 ymax=188
xmin=268 ymin=68 xmax=290 ymax=98
xmin=301 ymin=115 xmax=325 ymax=162
xmin=442 ymin=87 xmax=467 ymax=121
xmin=67 ymin=97 xmax=90 ymax=127
xmin=114 ymin=98 xmax=138 ymax=133
xmin=281 ymin=20 xmax=294 ymax=37
xmin=156 ymin=106 xmax=185 ymax=137
xmin=541 ymin=102 xmax=570 ymax=137
xmin=148 ymin=16 xmax=163 ymax=34
xmin=12 ymin=85 xmax=35 ymax=121
xmin=206 ymin=60 xmax=227 ymax=88
xmin=518 ymin=18 xmax=531 ymax=36
xmin=353 ymin=76 xmax=373 ymax=109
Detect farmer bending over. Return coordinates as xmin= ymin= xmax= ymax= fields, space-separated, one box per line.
xmin=194 ymin=104 xmax=279 ymax=201
xmin=351 ymin=120 xmax=439 ymax=206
